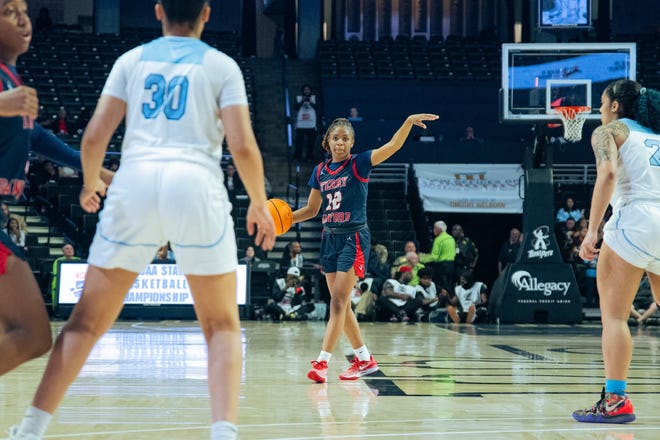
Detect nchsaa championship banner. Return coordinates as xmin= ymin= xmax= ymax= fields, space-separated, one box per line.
xmin=415 ymin=164 xmax=524 ymax=213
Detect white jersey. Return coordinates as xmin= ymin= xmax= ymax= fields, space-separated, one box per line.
xmin=454 ymin=281 xmax=484 ymax=311
xmin=383 ymin=278 xmax=416 ymax=307
xmin=609 ymin=119 xmax=660 ymax=211
xmin=416 ymin=282 xmax=438 ymax=307
xmin=102 ymin=36 xmax=247 ymax=171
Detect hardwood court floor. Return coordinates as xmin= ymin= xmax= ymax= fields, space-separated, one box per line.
xmin=2 ymin=321 xmax=659 ymax=439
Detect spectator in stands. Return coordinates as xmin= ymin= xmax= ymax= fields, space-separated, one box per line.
xmin=405 ymin=251 xmax=425 ymax=286
xmin=630 ymin=276 xmax=657 ymax=326
xmin=0 ymin=203 xmax=26 ymax=233
xmin=348 ymin=107 xmax=363 ymax=122
xmin=223 ymin=162 xmax=243 ymax=224
xmin=223 ymin=162 xmax=243 ymax=195
xmin=266 ymin=266 xmax=314 ymax=322
xmin=447 ymin=271 xmax=488 ymax=324
xmin=35 ymin=7 xmax=52 ymax=34
xmin=451 ymin=224 xmax=478 ymax=282
xmin=293 ymin=84 xmax=318 ymax=163
xmin=3 ymin=217 xmax=25 ymax=250
xmin=239 ymin=245 xmax=260 ymax=265
xmin=630 ymin=302 xmax=658 ymax=327
xmin=152 ymin=243 xmax=175 ymax=263
xmin=0 ymin=202 xmax=8 ymax=230
xmin=555 ymin=196 xmax=583 ymax=223
xmin=577 ymin=216 xmax=589 ymax=231
xmin=391 ymin=240 xmax=417 ymax=277
xmin=279 ymin=240 xmax=313 ymax=292
xmin=420 ymin=220 xmax=455 ymax=291
xmin=280 ymin=240 xmax=304 ymax=273
xmin=569 ymin=226 xmax=589 ymax=263
xmin=41 ymin=107 xmax=70 ymax=136
xmin=459 ymin=126 xmax=483 ymax=144
xmin=414 ymin=267 xmax=449 ymax=322
xmin=35 ymin=160 xmax=60 ymax=196
xmin=378 ymin=266 xmax=423 ymax=322
xmin=556 ymin=217 xmax=577 ymax=261
xmin=351 ymin=280 xmax=376 ymax=322
xmin=366 ymin=242 xmax=389 ymax=294
xmin=50 ymin=243 xmax=80 ymax=307
xmin=497 ymin=227 xmax=521 ymax=274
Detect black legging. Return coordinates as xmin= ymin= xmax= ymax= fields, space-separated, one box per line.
xmin=376 ymin=295 xmax=423 ymax=322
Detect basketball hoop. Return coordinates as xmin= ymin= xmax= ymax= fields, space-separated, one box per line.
xmin=552 ymin=106 xmax=591 ymax=142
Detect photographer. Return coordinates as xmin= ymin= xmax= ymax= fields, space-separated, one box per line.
xmin=293 ymin=84 xmax=318 ymax=162
xmin=266 ymin=267 xmax=315 ymax=322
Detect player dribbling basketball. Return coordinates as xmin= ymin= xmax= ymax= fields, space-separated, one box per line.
xmin=291 ymin=114 xmax=438 ymax=383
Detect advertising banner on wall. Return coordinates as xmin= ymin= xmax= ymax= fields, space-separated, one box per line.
xmin=415 ymin=164 xmax=524 ymax=213
xmin=489 ymin=263 xmax=582 ymax=324
xmin=57 ymin=262 xmax=247 ymax=307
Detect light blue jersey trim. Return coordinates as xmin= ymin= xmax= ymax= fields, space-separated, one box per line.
xmin=97 ymin=215 xmax=228 ymax=249
xmin=620 ymin=118 xmax=653 ymax=134
xmin=171 ymin=216 xmax=229 ymax=249
xmin=140 ymin=37 xmax=210 ymax=65
xmin=622 ymin=229 xmax=660 ymax=261
xmin=98 ymin=224 xmax=162 ymax=247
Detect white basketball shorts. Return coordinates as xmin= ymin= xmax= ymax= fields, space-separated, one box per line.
xmin=603 ymin=204 xmax=660 ymax=275
xmin=88 ymin=160 xmax=237 ymax=275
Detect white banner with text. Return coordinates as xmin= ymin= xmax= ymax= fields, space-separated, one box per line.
xmin=57 ymin=262 xmax=247 ymax=306
xmin=415 ymin=164 xmax=524 ymax=213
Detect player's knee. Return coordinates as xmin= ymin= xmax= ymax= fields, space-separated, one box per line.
xmin=19 ymin=319 xmax=52 ymax=359
xmin=330 ymin=296 xmax=350 ymax=312
xmin=199 ymin=316 xmax=241 ymax=337
xmin=62 ymin=316 xmax=109 ymax=341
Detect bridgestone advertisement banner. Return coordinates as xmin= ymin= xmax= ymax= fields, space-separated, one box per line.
xmin=415 ymin=164 xmax=524 ymax=213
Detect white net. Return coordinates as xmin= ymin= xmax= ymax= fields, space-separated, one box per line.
xmin=555 ymin=106 xmax=591 ymax=142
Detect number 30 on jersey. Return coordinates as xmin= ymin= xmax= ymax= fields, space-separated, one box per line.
xmin=142 ymin=73 xmax=189 ymax=120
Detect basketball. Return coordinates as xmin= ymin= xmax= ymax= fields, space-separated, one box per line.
xmin=267 ymin=198 xmax=293 ymax=236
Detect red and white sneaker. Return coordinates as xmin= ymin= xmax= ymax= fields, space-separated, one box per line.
xmin=307 ymin=360 xmax=328 ymax=383
xmin=339 ymin=355 xmax=379 ymax=380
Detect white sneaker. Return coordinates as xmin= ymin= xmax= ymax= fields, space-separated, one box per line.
xmin=6 ymin=426 xmax=41 ymax=440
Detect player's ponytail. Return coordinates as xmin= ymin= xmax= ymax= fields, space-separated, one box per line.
xmin=636 ymin=87 xmax=660 ymax=134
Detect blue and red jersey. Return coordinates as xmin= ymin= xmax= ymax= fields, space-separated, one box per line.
xmin=309 ymin=151 xmax=373 ymax=228
xmin=0 ymin=62 xmax=82 ymax=200
xmin=0 ymin=63 xmax=32 ymax=198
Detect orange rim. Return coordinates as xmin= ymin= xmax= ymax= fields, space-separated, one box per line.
xmin=553 ymin=106 xmax=591 ymax=119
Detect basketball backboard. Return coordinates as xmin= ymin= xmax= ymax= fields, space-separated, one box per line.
xmin=501 ymin=43 xmax=636 ymax=122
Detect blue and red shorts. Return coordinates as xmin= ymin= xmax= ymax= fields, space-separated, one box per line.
xmin=320 ymin=224 xmax=370 ymax=277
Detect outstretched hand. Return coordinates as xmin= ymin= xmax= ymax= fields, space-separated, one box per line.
xmin=246 ymin=203 xmax=276 ymax=251
xmin=406 ymin=113 xmax=439 ymax=130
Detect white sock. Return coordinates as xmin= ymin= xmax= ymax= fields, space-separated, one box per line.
xmin=17 ymin=406 xmax=52 ymax=438
xmin=317 ymin=351 xmax=332 ymax=362
xmin=210 ymin=420 xmax=237 ymax=440
xmin=353 ymin=345 xmax=370 ymax=362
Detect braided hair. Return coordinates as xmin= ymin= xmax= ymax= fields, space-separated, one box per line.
xmin=321 ymin=118 xmax=355 ymax=153
xmin=604 ymin=79 xmax=660 ymax=133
